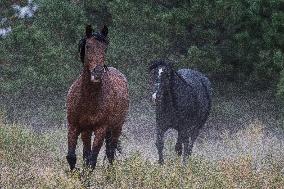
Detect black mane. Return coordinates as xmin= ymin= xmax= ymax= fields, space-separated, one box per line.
xmin=79 ymin=38 xmax=86 ymax=63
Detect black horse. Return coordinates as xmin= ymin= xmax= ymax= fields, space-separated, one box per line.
xmin=149 ymin=60 xmax=212 ymax=164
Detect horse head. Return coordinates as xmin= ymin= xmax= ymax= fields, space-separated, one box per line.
xmin=79 ymin=24 xmax=109 ymax=84
xmin=149 ymin=60 xmax=174 ymax=104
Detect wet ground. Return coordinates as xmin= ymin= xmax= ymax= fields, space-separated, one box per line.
xmin=120 ymin=90 xmax=284 ymax=167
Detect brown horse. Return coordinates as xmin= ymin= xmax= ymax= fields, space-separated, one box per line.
xmin=66 ymin=25 xmax=129 ymax=170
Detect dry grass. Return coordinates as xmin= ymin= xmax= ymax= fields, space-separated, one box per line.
xmin=1 ymin=115 xmax=284 ymax=189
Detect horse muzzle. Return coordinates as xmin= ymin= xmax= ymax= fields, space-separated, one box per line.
xmin=152 ymin=92 xmax=157 ymax=104
xmin=90 ymin=65 xmax=105 ymax=83
xmin=152 ymin=92 xmax=162 ymax=105
xmin=91 ymin=75 xmax=101 ymax=83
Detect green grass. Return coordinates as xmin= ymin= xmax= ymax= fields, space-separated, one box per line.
xmin=0 ymin=118 xmax=284 ymax=189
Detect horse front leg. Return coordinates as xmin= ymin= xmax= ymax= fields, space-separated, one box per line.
xmin=81 ymin=130 xmax=92 ymax=166
xmin=105 ymin=126 xmax=122 ymax=165
xmin=66 ymin=124 xmax=81 ymax=170
xmin=175 ymin=131 xmax=183 ymax=156
xmin=89 ymin=126 xmax=107 ymax=169
xmin=156 ymin=127 xmax=166 ymax=164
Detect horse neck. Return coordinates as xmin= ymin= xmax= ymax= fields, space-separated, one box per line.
xmin=160 ymin=71 xmax=176 ymax=106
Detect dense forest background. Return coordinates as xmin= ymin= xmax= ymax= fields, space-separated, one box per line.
xmin=0 ymin=0 xmax=284 ymax=125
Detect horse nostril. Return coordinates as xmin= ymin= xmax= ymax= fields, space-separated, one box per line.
xmin=90 ymin=73 xmax=101 ymax=83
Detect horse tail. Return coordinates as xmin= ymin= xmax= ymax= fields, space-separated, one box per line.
xmin=200 ymin=77 xmax=212 ymax=120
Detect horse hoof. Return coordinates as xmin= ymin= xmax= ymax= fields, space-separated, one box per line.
xmin=175 ymin=146 xmax=182 ymax=156
xmin=91 ymin=166 xmax=96 ymax=171
xmin=90 ymin=162 xmax=97 ymax=170
xmin=83 ymin=159 xmax=90 ymax=168
xmin=158 ymin=159 xmax=164 ymax=165
xmin=72 ymin=167 xmax=80 ymax=172
xmin=70 ymin=166 xmax=75 ymax=171
xmin=66 ymin=154 xmax=77 ymax=170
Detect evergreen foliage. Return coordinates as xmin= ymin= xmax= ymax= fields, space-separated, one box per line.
xmin=0 ymin=0 xmax=283 ymax=107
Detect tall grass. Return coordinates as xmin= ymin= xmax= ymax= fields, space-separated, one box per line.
xmin=1 ymin=116 xmax=284 ymax=189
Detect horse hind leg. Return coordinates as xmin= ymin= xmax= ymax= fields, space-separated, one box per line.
xmin=89 ymin=126 xmax=107 ymax=169
xmin=183 ymin=128 xmax=200 ymax=164
xmin=81 ymin=130 xmax=92 ymax=166
xmin=105 ymin=130 xmax=114 ymax=165
xmin=66 ymin=124 xmax=81 ymax=170
xmin=105 ymin=126 xmax=122 ymax=165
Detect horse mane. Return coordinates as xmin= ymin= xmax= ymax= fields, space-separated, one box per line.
xmin=79 ymin=38 xmax=86 ymax=63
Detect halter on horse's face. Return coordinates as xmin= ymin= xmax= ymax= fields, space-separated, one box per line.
xmin=79 ymin=25 xmax=109 ymax=83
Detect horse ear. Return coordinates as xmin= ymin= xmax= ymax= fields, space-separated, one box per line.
xmin=101 ymin=25 xmax=108 ymax=37
xmin=86 ymin=24 xmax=93 ymax=38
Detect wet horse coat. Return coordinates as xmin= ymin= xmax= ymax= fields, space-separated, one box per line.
xmin=66 ymin=25 xmax=129 ymax=170
xmin=149 ymin=60 xmax=212 ymax=163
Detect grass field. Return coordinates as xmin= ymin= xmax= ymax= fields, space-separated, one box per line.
xmin=1 ymin=89 xmax=284 ymax=188
xmin=1 ymin=122 xmax=284 ymax=188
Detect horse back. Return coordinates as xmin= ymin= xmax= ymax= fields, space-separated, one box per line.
xmin=174 ymin=69 xmax=212 ymax=124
